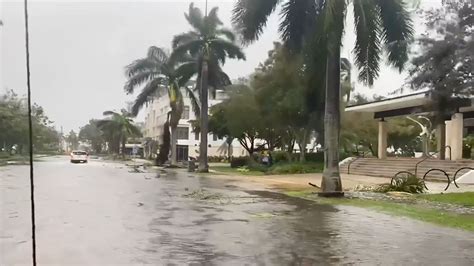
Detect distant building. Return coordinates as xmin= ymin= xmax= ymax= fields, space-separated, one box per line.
xmin=143 ymin=87 xmax=248 ymax=161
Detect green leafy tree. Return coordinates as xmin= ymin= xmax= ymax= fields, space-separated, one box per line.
xmin=251 ymin=42 xmax=316 ymax=160
xmin=79 ymin=120 xmax=104 ymax=154
xmin=409 ymin=0 xmax=473 ymax=159
xmin=233 ymin=0 xmax=413 ymax=193
xmin=210 ymin=86 xmax=262 ymax=155
xmin=124 ymin=46 xmax=199 ymax=165
xmin=208 ymin=105 xmax=234 ymax=159
xmin=0 ymin=90 xmax=60 ymax=154
xmin=171 ymin=3 xmax=245 ymax=172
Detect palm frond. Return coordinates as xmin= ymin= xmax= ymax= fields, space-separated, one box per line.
xmin=169 ymin=40 xmax=205 ymax=63
xmin=209 ymin=39 xmax=246 ymax=60
xmin=376 ymin=0 xmax=414 ymax=71
xmin=186 ymin=86 xmax=201 ymax=118
xmin=206 ymin=7 xmax=223 ymax=30
xmin=185 ymin=3 xmax=205 ymax=32
xmin=103 ymin=110 xmax=120 ymax=117
xmin=175 ymin=61 xmax=198 ymax=87
xmin=341 ymin=57 xmax=351 ymax=72
xmin=147 ymin=46 xmax=169 ymax=62
xmin=208 ymin=64 xmax=232 ymax=89
xmin=210 ymin=48 xmax=228 ymax=65
xmin=353 ymin=0 xmax=382 ymax=85
xmin=124 ymin=58 xmax=160 ymax=78
xmin=172 ymin=31 xmax=200 ymax=48
xmin=125 ymin=122 xmax=142 ymax=137
xmin=232 ymin=0 xmax=281 ymax=44
xmin=216 ymin=28 xmax=237 ymax=42
xmin=131 ymin=77 xmax=166 ymax=116
xmin=279 ymin=0 xmax=317 ymax=52
xmin=124 ymin=62 xmax=159 ymax=94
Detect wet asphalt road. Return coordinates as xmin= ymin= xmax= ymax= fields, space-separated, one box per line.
xmin=1 ymin=157 xmax=474 ymax=265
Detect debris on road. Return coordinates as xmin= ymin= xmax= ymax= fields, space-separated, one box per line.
xmin=183 ymin=189 xmax=223 ymax=200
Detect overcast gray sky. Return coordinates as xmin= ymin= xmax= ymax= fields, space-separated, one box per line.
xmin=0 ymin=0 xmax=439 ymax=132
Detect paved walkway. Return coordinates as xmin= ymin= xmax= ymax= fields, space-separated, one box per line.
xmin=208 ymin=172 xmax=474 ymax=194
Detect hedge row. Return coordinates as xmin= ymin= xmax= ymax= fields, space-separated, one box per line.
xmin=230 ymin=152 xmax=325 ymax=168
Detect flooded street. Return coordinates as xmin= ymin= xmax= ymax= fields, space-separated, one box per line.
xmin=1 ymin=157 xmax=473 ymax=265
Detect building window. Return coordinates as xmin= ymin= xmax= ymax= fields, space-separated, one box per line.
xmin=177 ymin=127 xmax=189 ymax=140
xmin=194 ymin=132 xmax=199 ymax=140
xmin=182 ymin=106 xmax=190 ymax=119
xmin=213 ymin=134 xmax=218 ymax=141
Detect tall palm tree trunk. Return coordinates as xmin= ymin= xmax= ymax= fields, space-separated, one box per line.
xmin=199 ymin=59 xmax=209 ymax=172
xmin=170 ymin=125 xmax=178 ymax=165
xmin=226 ymin=137 xmax=233 ymax=160
xmin=121 ymin=134 xmax=126 ymax=159
xmin=298 ymin=130 xmax=307 ymax=162
xmin=321 ymin=48 xmax=343 ymax=195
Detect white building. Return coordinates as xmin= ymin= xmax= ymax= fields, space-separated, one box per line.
xmin=143 ymin=88 xmax=248 ymax=161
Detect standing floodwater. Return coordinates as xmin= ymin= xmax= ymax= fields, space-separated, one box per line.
xmin=1 ymin=157 xmax=473 ymax=265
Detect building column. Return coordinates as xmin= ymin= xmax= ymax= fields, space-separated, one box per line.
xmin=378 ymin=120 xmax=388 ymax=159
xmin=436 ymin=123 xmax=446 ymax=160
xmin=451 ymin=113 xmax=464 ymax=160
xmin=445 ymin=120 xmax=452 ymax=160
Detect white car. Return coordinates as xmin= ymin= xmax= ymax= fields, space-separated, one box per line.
xmin=70 ymin=150 xmax=88 ymax=163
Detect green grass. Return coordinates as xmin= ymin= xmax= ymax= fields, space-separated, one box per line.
xmin=267 ymin=162 xmax=323 ymax=175
xmin=284 ymin=191 xmax=474 ymax=232
xmin=418 ymin=192 xmax=474 ymax=207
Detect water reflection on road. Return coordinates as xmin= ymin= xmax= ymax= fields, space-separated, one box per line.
xmin=142 ymin=176 xmax=474 ymax=265
xmin=1 ymin=157 xmax=473 ymax=265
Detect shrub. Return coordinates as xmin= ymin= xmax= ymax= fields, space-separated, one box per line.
xmin=383 ymin=174 xmax=426 ymax=194
xmin=208 ymin=156 xmax=227 ymax=163
xmin=272 ymin=151 xmax=291 ymax=163
xmin=230 ymin=157 xmax=249 ymax=168
xmin=247 ymin=160 xmax=269 ymax=172
xmin=267 ymin=162 xmax=323 ymax=175
xmin=304 ymin=152 xmax=324 ymax=163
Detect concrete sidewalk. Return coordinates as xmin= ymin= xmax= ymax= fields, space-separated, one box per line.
xmin=207 ymin=172 xmax=474 ymax=194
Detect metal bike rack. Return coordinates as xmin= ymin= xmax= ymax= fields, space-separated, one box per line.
xmin=452 ymin=167 xmax=474 ymax=189
xmin=423 ymin=169 xmax=451 ymax=191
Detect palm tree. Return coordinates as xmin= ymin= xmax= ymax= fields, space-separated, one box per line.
xmin=171 ymin=3 xmax=245 ymax=172
xmin=96 ymin=109 xmax=142 ymax=157
xmin=124 ymin=46 xmax=200 ymax=165
xmin=66 ymin=130 xmax=79 ymax=151
xmin=233 ymin=0 xmax=413 ymax=194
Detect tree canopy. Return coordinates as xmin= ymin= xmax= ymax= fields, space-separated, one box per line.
xmin=410 ymin=0 xmax=473 ymax=120
xmin=0 ymin=90 xmax=61 ymax=154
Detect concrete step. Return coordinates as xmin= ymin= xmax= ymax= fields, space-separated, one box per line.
xmin=344 ymin=157 xmax=473 ymax=181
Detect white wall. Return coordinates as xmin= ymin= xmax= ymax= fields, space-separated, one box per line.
xmin=143 ymin=88 xmax=248 ymax=158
